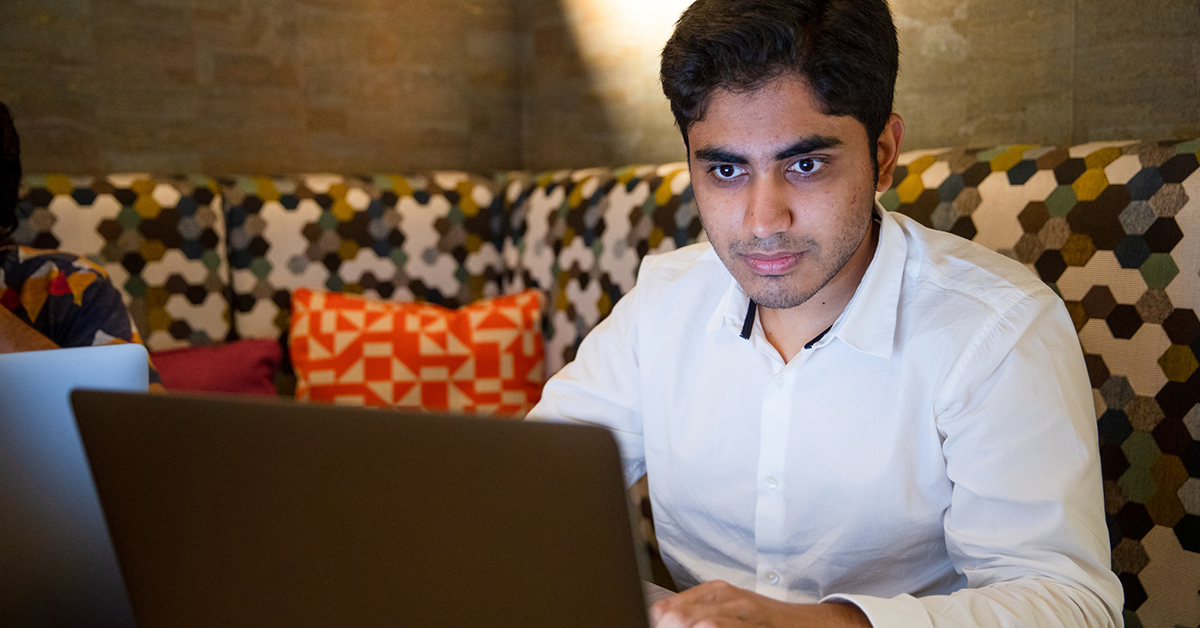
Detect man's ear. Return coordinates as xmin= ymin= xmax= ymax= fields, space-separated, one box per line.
xmin=875 ymin=113 xmax=905 ymax=192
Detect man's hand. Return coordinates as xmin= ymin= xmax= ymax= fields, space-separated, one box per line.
xmin=650 ymin=580 xmax=871 ymax=628
xmin=0 ymin=304 xmax=58 ymax=353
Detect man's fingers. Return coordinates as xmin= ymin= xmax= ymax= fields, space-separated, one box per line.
xmin=650 ymin=581 xmax=749 ymax=627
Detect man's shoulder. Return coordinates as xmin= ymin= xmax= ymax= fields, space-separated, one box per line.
xmin=628 ymin=242 xmax=729 ymax=317
xmin=638 ymin=241 xmax=720 ymax=281
xmin=892 ymin=213 xmax=1053 ymax=312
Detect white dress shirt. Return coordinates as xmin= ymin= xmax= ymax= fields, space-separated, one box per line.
xmin=527 ymin=207 xmax=1123 ymax=628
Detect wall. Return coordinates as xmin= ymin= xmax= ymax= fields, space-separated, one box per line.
xmin=0 ymin=0 xmax=521 ymax=174
xmin=895 ymin=0 xmax=1200 ymax=150
xmin=522 ymin=0 xmax=1200 ymax=169
xmin=519 ymin=0 xmax=685 ymax=171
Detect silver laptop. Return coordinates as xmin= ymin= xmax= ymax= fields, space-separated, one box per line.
xmin=0 ymin=344 xmax=149 ymax=628
xmin=71 ymin=391 xmax=653 ymax=628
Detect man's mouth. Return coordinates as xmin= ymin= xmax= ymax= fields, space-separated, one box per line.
xmin=741 ymin=252 xmax=802 ymax=275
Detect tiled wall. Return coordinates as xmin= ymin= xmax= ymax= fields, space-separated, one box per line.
xmin=2 ymin=0 xmax=1197 ymax=174
xmin=0 ymin=0 xmax=521 ymax=174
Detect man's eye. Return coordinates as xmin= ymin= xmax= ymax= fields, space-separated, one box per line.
xmin=713 ymin=165 xmax=744 ymax=179
xmin=791 ymin=158 xmax=822 ymax=174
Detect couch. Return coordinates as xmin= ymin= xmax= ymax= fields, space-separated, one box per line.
xmin=16 ymin=136 xmax=1200 ymax=627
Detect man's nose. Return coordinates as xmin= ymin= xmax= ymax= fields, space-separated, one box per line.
xmin=743 ymin=175 xmax=792 ymax=238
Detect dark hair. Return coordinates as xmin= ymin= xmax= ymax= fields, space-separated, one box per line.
xmin=0 ymin=102 xmax=20 ymax=241
xmin=660 ymin=0 xmax=898 ymax=152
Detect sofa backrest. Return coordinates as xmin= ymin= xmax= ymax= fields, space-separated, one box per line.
xmin=14 ymin=174 xmax=229 ymax=351
xmin=15 ymin=136 xmax=1200 ymax=627
xmin=217 ymin=173 xmax=509 ymax=344
xmin=500 ymin=163 xmax=698 ymax=374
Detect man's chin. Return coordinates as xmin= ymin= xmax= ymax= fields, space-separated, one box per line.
xmin=740 ymin=278 xmax=818 ymax=310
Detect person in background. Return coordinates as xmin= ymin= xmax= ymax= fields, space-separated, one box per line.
xmin=0 ymin=102 xmax=161 ymax=386
xmin=527 ymin=1 xmax=1122 ymax=626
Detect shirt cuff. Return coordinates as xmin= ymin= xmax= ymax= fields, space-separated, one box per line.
xmin=819 ymin=593 xmax=933 ymax=628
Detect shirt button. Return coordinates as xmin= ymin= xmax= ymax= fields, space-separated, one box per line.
xmin=765 ymin=571 xmax=780 ymax=585
xmin=764 ymin=475 xmax=779 ymax=489
xmin=773 ymin=375 xmax=788 ymax=388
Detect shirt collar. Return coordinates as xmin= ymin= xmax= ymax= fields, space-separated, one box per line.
xmin=832 ymin=205 xmax=906 ymax=359
xmin=705 ymin=204 xmax=907 ymax=359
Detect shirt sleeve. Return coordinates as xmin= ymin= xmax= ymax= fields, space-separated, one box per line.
xmin=821 ymin=288 xmax=1123 ymax=628
xmin=62 ymin=270 xmax=163 ymax=385
xmin=525 ymin=277 xmax=646 ymax=487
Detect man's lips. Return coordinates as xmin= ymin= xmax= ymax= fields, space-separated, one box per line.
xmin=741 ymin=252 xmax=802 ymax=275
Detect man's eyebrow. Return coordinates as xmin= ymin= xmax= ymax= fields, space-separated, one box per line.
xmin=774 ymin=135 xmax=843 ymax=161
xmin=692 ymin=147 xmax=748 ymax=164
xmin=692 ymin=135 xmax=844 ymax=164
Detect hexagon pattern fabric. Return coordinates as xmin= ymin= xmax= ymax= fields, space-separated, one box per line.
xmin=13 ymin=174 xmax=228 ymax=350
xmin=221 ymin=173 xmax=509 ymax=344
xmin=500 ymin=164 xmax=703 ymax=375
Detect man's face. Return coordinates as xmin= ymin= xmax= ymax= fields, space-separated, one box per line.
xmin=687 ymin=74 xmax=881 ymax=310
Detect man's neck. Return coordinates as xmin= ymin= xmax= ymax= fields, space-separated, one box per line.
xmin=758 ymin=219 xmax=880 ymax=363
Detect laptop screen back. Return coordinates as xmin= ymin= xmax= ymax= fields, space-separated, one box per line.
xmin=71 ymin=391 xmax=651 ymax=628
xmin=0 ymin=344 xmax=148 ymax=627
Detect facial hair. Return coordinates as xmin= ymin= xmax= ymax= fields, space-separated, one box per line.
xmin=702 ymin=206 xmax=874 ymax=311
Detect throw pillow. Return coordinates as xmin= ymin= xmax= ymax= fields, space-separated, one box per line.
xmin=150 ymin=338 xmax=282 ymax=396
xmin=290 ymin=288 xmax=545 ymax=416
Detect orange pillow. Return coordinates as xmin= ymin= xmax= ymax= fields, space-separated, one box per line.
xmin=290 ymin=288 xmax=545 ymax=416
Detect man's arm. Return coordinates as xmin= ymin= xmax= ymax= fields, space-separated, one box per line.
xmin=526 ymin=277 xmax=647 ymax=485
xmin=2 ymin=265 xmax=164 ymax=389
xmin=0 ymin=303 xmax=58 ymax=352
xmin=820 ymin=288 xmax=1122 ymax=628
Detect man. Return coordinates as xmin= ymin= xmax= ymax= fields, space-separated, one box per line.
xmin=527 ymin=1 xmax=1122 ymax=626
xmin=0 ymin=102 xmax=161 ymax=385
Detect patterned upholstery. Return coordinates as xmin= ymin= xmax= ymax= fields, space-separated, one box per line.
xmin=221 ymin=173 xmax=509 ymax=347
xmin=501 ymin=164 xmax=702 ymax=374
xmin=13 ymin=174 xmax=228 ymax=350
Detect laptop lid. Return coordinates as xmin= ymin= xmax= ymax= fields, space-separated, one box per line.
xmin=71 ymin=391 xmax=652 ymax=628
xmin=0 ymin=344 xmax=148 ymax=628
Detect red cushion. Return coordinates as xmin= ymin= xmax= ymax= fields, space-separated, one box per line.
xmin=150 ymin=339 xmax=282 ymax=396
xmin=289 ymin=289 xmax=545 ymax=416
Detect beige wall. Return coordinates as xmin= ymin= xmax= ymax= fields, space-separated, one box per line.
xmin=523 ymin=0 xmax=1200 ymax=169
xmin=1 ymin=0 xmax=520 ymax=174
xmin=3 ymin=0 xmax=1197 ymax=174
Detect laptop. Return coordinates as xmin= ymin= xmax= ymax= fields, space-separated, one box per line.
xmin=0 ymin=344 xmax=149 ymax=628
xmin=71 ymin=391 xmax=654 ymax=628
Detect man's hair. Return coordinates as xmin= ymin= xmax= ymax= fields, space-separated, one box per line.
xmin=660 ymin=0 xmax=899 ymax=151
xmin=0 ymin=102 xmax=21 ymax=241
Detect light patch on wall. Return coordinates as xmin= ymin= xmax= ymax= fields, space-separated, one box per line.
xmin=553 ymin=0 xmax=693 ymax=163
xmin=584 ymin=0 xmax=692 ymax=44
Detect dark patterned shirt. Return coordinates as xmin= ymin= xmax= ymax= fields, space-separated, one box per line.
xmin=1 ymin=245 xmax=161 ymax=383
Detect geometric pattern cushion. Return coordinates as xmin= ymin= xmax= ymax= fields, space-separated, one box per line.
xmin=223 ymin=173 xmax=510 ymax=346
xmin=501 ymin=164 xmax=702 ymax=375
xmin=14 ymin=174 xmax=228 ymax=350
xmin=885 ymin=138 xmax=1200 ymax=628
xmin=289 ymin=287 xmax=544 ymax=416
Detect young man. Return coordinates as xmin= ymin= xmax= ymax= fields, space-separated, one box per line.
xmin=527 ymin=1 xmax=1122 ymax=626
xmin=0 ymin=102 xmax=161 ymax=386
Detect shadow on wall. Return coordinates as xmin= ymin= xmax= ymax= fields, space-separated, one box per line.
xmin=520 ymin=0 xmax=689 ymax=171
